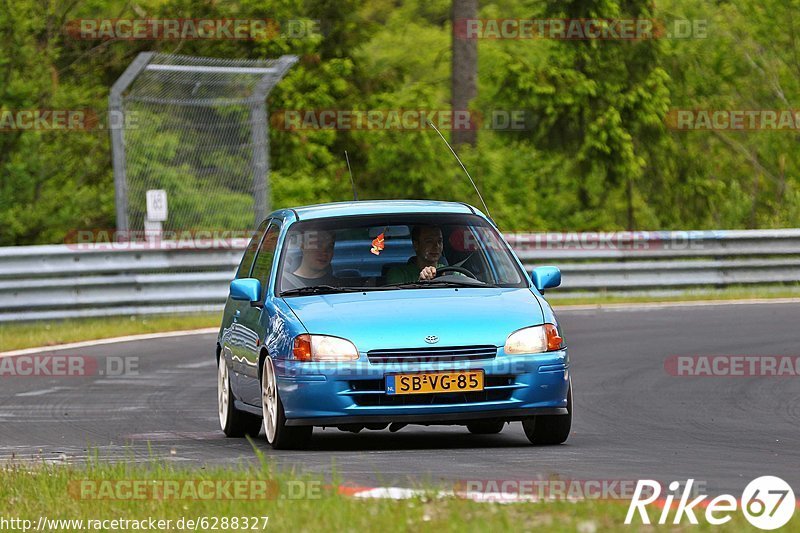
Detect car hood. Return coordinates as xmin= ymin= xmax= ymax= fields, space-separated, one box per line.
xmin=283 ymin=287 xmax=544 ymax=352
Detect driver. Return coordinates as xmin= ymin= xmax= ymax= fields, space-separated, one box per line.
xmin=386 ymin=225 xmax=445 ymax=284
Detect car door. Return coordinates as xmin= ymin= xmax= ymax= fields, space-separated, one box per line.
xmin=236 ymin=220 xmax=282 ymax=406
xmin=222 ymin=220 xmax=268 ymax=392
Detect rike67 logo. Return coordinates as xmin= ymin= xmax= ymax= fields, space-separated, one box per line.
xmin=626 ymin=477 xmax=795 ymax=530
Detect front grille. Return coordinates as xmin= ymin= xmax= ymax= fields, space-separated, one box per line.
xmin=349 ymin=375 xmax=515 ymax=407
xmin=367 ymin=345 xmax=497 ymax=364
xmin=352 ymin=389 xmax=513 ymax=407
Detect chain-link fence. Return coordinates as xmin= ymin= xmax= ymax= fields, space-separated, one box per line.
xmin=109 ymin=52 xmax=297 ymax=238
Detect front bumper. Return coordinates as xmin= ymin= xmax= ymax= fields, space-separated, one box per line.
xmin=274 ymin=349 xmax=570 ymax=426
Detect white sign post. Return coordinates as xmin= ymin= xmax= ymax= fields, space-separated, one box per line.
xmin=145 ymin=189 xmax=168 ymax=244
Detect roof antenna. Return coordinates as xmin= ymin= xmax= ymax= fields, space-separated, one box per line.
xmin=345 ymin=151 xmax=358 ymax=201
xmin=426 ymin=120 xmax=492 ymax=220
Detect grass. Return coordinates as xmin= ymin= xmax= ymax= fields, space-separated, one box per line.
xmin=0 ymin=313 xmax=219 ymax=352
xmin=0 ymin=454 xmax=783 ymax=532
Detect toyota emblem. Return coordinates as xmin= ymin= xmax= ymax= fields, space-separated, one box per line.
xmin=425 ymin=335 xmax=439 ymax=344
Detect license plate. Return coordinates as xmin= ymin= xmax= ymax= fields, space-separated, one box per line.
xmin=385 ymin=370 xmax=484 ymax=395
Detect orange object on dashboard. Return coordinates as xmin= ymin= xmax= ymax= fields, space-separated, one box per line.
xmin=370 ymin=232 xmax=385 ymax=255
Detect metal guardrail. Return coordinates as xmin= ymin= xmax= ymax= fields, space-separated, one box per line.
xmin=1 ymin=229 xmax=799 ymax=322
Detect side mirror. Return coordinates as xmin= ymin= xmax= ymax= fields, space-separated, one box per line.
xmin=531 ymin=266 xmax=561 ymax=292
xmin=230 ymin=278 xmax=262 ymax=303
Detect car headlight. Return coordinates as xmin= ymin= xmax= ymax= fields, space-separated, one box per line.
xmin=504 ymin=324 xmax=563 ymax=354
xmin=292 ymin=334 xmax=359 ymax=362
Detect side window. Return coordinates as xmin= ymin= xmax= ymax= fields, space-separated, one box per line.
xmin=250 ymin=223 xmax=281 ymax=288
xmin=235 ymin=220 xmax=269 ymax=279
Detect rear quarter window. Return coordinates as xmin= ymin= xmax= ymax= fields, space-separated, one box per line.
xmin=250 ymin=223 xmax=281 ymax=284
xmin=236 ymin=220 xmax=269 ymax=279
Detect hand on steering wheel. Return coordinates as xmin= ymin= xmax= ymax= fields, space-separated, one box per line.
xmin=434 ymin=265 xmax=478 ymax=280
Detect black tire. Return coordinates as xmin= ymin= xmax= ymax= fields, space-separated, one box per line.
xmin=466 ymin=419 xmax=505 ymax=434
xmin=262 ymin=356 xmax=312 ymax=450
xmin=218 ymin=357 xmax=262 ymax=438
xmin=522 ymin=382 xmax=572 ymax=445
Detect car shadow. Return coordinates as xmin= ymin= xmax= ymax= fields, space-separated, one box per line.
xmin=261 ymin=426 xmax=535 ymax=452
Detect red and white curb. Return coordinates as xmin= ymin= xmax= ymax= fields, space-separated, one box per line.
xmin=335 ymin=485 xmax=800 ymax=508
xmin=337 ymin=486 xmax=562 ymax=503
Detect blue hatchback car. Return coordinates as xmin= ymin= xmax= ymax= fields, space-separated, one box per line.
xmin=217 ymin=200 xmax=571 ymax=449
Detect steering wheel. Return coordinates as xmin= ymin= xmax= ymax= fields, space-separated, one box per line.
xmin=435 ymin=265 xmax=478 ymax=280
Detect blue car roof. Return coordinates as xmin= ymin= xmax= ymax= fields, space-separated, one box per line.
xmin=285 ymin=200 xmax=480 ymax=221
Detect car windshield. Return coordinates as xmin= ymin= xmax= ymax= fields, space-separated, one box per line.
xmin=277 ymin=213 xmax=527 ymax=295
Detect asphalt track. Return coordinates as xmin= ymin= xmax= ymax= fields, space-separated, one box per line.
xmin=1 ymin=302 xmax=799 ymax=496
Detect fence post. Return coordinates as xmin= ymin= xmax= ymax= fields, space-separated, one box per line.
xmin=109 ymin=52 xmax=155 ymax=239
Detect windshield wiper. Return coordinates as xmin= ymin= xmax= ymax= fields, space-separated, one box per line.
xmin=280 ymin=285 xmax=362 ymax=297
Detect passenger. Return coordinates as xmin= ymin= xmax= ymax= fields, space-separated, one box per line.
xmin=282 ymin=229 xmax=338 ymax=290
xmin=386 ymin=225 xmax=445 ymax=284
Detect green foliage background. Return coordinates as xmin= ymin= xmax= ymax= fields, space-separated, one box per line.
xmin=1 ymin=0 xmax=799 ymax=245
